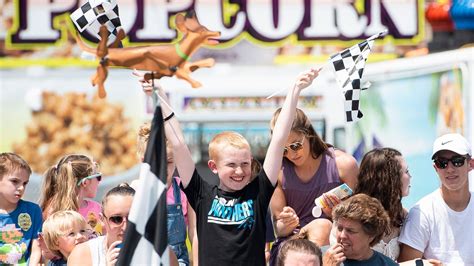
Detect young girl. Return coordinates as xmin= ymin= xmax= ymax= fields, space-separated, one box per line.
xmin=132 ymin=122 xmax=197 ymax=266
xmin=352 ymin=147 xmax=411 ymax=261
xmin=40 ymin=154 xmax=102 ymax=235
xmin=42 ymin=210 xmax=90 ymax=265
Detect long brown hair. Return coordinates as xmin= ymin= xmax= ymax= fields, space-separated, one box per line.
xmin=270 ymin=108 xmax=329 ymax=159
xmin=355 ymin=148 xmax=404 ymax=228
xmin=40 ymin=154 xmax=97 ymax=216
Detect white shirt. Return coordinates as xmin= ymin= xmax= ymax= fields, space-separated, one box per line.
xmin=399 ymin=190 xmax=474 ymax=265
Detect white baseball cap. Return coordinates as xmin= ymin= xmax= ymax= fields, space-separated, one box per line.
xmin=432 ymin=133 xmax=471 ymax=159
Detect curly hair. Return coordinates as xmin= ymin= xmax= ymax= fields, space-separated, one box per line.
xmin=332 ymin=194 xmax=390 ymax=247
xmin=270 ymin=108 xmax=329 ymax=159
xmin=355 ymin=148 xmax=404 ymax=228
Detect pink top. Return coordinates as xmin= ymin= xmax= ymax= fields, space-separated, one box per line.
xmin=166 ymin=177 xmax=189 ymax=225
xmin=79 ymin=199 xmax=103 ymax=235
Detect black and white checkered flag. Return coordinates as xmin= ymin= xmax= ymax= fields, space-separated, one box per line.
xmin=116 ymin=105 xmax=169 ymax=265
xmin=330 ymin=30 xmax=387 ymax=122
xmin=70 ymin=0 xmax=122 ymax=45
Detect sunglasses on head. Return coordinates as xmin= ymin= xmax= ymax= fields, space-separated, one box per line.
xmin=105 ymin=215 xmax=128 ymax=225
xmin=283 ymin=137 xmax=305 ymax=156
xmin=433 ymin=156 xmax=468 ymax=169
xmin=77 ymin=173 xmax=102 ymax=186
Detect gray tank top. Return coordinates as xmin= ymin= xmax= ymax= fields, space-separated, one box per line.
xmin=281 ymin=147 xmax=342 ymax=226
xmin=88 ymin=235 xmax=106 ymax=265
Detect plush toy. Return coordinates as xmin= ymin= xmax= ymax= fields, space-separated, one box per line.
xmin=74 ymin=11 xmax=220 ymax=98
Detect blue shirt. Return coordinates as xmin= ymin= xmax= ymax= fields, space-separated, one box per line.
xmin=343 ymin=250 xmax=398 ymax=266
xmin=0 ymin=200 xmax=42 ymax=265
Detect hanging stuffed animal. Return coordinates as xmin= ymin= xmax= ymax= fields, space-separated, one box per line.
xmin=71 ymin=4 xmax=220 ymax=98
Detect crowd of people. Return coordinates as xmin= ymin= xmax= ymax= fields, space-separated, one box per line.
xmin=1 ymin=67 xmax=473 ymax=265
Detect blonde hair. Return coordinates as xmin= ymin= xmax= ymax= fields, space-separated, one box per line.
xmin=136 ymin=121 xmax=171 ymax=161
xmin=136 ymin=122 xmax=151 ymax=160
xmin=0 ymin=152 xmax=32 ymax=179
xmin=42 ymin=210 xmax=88 ymax=257
xmin=40 ymin=154 xmax=97 ymax=216
xmin=208 ymin=131 xmax=251 ymax=161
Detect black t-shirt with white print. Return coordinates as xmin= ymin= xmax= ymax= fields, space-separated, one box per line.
xmin=182 ymin=169 xmax=276 ymax=266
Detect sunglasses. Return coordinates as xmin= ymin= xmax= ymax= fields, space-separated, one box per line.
xmin=433 ymin=156 xmax=468 ymax=169
xmin=283 ymin=137 xmax=305 ymax=156
xmin=77 ymin=173 xmax=102 ymax=186
xmin=104 ymin=215 xmax=128 ymax=225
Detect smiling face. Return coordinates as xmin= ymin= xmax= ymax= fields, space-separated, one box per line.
xmin=0 ymin=169 xmax=29 ymax=211
xmin=57 ymin=222 xmax=88 ymax=258
xmin=283 ymin=131 xmax=309 ymax=166
xmin=209 ymin=145 xmax=252 ymax=192
xmin=433 ymin=150 xmax=471 ymax=192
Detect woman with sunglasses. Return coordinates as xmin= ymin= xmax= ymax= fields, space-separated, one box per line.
xmin=68 ymin=183 xmax=134 ymax=266
xmin=268 ymin=108 xmax=358 ymax=265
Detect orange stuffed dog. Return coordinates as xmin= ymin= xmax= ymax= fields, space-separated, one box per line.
xmin=76 ymin=11 xmax=221 ymax=98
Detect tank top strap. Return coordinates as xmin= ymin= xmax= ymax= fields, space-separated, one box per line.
xmin=89 ymin=236 xmax=106 ymax=265
xmin=322 ymin=147 xmax=341 ymax=183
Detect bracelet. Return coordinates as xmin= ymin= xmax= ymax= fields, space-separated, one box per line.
xmin=164 ymin=112 xmax=175 ymax=122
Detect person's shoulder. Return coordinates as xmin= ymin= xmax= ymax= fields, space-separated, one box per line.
xmin=68 ymin=240 xmax=91 ymax=265
xmin=84 ymin=199 xmax=101 ymax=208
xmin=334 ymin=149 xmax=357 ymax=165
xmin=16 ymin=200 xmax=41 ymax=213
xmin=334 ymin=149 xmax=358 ymax=185
xmin=373 ymin=250 xmax=398 ymax=265
xmin=415 ymin=189 xmax=441 ymax=207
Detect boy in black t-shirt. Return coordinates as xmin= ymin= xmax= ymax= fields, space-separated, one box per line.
xmin=140 ymin=68 xmax=320 ymax=265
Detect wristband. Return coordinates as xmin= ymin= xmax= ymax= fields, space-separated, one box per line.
xmin=164 ymin=112 xmax=175 ymax=122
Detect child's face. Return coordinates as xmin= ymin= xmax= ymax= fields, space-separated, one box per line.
xmin=209 ymin=145 xmax=252 ymax=192
xmin=81 ymin=175 xmax=100 ymax=199
xmin=0 ymin=169 xmax=29 ymax=208
xmin=57 ymin=222 xmax=88 ymax=258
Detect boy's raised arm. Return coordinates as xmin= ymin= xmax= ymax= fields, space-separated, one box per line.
xmin=134 ymin=70 xmax=195 ymax=188
xmin=155 ymin=86 xmax=196 ymax=189
xmin=263 ymin=68 xmax=320 ymax=186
